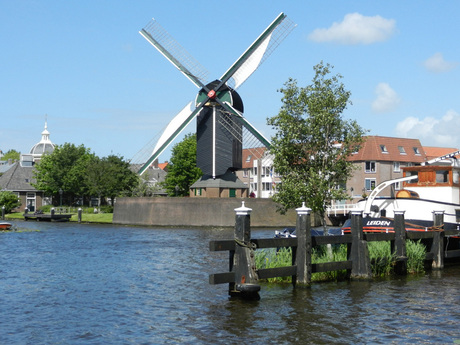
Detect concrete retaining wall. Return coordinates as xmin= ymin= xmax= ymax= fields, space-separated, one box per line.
xmin=113 ymin=197 xmax=319 ymax=228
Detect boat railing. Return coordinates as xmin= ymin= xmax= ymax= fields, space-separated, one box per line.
xmin=326 ymin=203 xmax=360 ymax=216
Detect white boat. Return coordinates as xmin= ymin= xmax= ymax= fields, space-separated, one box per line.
xmin=345 ymin=150 xmax=460 ymax=232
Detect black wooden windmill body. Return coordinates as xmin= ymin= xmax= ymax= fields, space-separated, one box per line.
xmin=138 ymin=13 xmax=295 ymax=181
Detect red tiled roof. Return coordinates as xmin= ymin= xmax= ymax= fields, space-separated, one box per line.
xmin=242 ymin=148 xmax=267 ymax=168
xmin=348 ymin=136 xmax=426 ymax=163
xmin=423 ymin=146 xmax=460 ymax=160
xmin=158 ymin=162 xmax=168 ymax=170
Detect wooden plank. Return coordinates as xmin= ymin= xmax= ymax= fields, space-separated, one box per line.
xmin=312 ymin=235 xmax=352 ymax=245
xmin=407 ymin=232 xmax=435 ymax=240
xmin=257 ymin=266 xmax=297 ymax=279
xmin=312 ymin=261 xmax=352 ymax=273
xmin=209 ymin=240 xmax=234 ymax=251
xmin=209 ymin=272 xmax=235 ymax=284
xmin=252 ymin=238 xmax=297 ymax=249
xmin=365 ymin=233 xmax=394 ymax=242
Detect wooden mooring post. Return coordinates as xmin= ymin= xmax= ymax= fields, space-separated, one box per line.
xmin=393 ymin=210 xmax=408 ymax=275
xmin=229 ymin=202 xmax=260 ymax=299
xmin=293 ymin=202 xmax=312 ymax=287
xmin=431 ymin=211 xmax=444 ymax=269
xmin=349 ymin=211 xmax=372 ymax=280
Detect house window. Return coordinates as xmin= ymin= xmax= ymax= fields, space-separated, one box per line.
xmin=194 ymin=188 xmax=202 ymax=196
xmin=243 ymin=169 xmax=249 ymax=177
xmin=394 ymin=181 xmax=401 ymax=190
xmin=253 ymin=167 xmax=257 ymax=176
xmin=398 ymin=146 xmax=406 ymax=154
xmin=380 ymin=145 xmax=388 ymax=153
xmin=365 ymin=178 xmax=376 ymax=191
xmin=413 ymin=147 xmax=421 ymax=155
xmin=393 ymin=162 xmax=400 ymax=172
xmin=365 ymin=161 xmax=376 ymax=173
xmin=229 ymin=188 xmax=236 ymax=197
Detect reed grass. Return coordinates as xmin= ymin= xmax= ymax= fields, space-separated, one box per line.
xmin=255 ymin=239 xmax=426 ymax=283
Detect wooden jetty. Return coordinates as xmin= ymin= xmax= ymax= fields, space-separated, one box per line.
xmin=24 ymin=208 xmax=72 ymax=222
xmin=24 ymin=213 xmax=72 ymax=222
xmin=209 ymin=203 xmax=460 ymax=299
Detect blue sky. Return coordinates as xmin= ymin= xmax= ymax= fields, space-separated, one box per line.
xmin=2 ymin=1 xmax=460 ymax=163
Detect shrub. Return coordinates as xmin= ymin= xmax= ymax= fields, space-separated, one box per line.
xmin=0 ymin=191 xmax=21 ymax=213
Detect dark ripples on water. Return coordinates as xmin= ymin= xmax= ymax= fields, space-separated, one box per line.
xmin=1 ymin=222 xmax=460 ymax=344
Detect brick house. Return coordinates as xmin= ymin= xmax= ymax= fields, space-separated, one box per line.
xmin=345 ymin=136 xmax=427 ymax=202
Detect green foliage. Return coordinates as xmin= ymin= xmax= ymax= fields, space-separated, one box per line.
xmin=255 ymin=248 xmax=293 ymax=283
xmin=33 ymin=143 xmax=93 ymax=203
xmin=162 ymin=133 xmax=202 ymax=196
xmin=255 ymin=239 xmax=426 ymax=284
xmin=368 ymin=241 xmax=394 ymax=277
xmin=406 ymin=240 xmax=426 ymax=274
xmin=311 ymin=245 xmax=348 ymax=281
xmin=85 ymin=154 xmax=139 ymax=201
xmin=2 ymin=149 xmax=20 ymax=162
xmin=267 ymin=62 xmax=366 ymax=228
xmin=33 ymin=143 xmax=138 ymax=205
xmin=0 ymin=191 xmax=21 ymax=213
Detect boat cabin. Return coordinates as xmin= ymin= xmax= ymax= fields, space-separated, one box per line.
xmin=402 ymin=165 xmax=460 ymax=204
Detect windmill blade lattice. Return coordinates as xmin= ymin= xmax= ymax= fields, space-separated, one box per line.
xmin=140 ymin=19 xmax=210 ymax=88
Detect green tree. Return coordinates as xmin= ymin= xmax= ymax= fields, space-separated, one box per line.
xmin=0 ymin=191 xmax=21 ymax=213
xmin=2 ymin=149 xmax=20 ymax=162
xmin=267 ymin=62 xmax=366 ymax=231
xmin=162 ymin=133 xmax=202 ymax=196
xmin=33 ymin=143 xmax=93 ymax=205
xmin=85 ymin=155 xmax=139 ymax=203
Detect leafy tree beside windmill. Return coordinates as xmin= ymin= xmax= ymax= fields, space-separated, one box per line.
xmin=268 ymin=62 xmax=366 ymax=232
xmin=138 ymin=13 xmax=296 ymax=196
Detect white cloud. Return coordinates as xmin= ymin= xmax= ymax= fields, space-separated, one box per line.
xmin=371 ymin=83 xmax=401 ymax=113
xmin=423 ymin=53 xmax=458 ymax=73
xmin=308 ymin=13 xmax=396 ymax=45
xmin=395 ymin=110 xmax=460 ymax=147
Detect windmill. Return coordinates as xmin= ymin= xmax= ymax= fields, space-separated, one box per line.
xmin=137 ymin=13 xmax=296 ymax=186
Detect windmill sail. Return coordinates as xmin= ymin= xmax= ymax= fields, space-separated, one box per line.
xmin=220 ymin=12 xmax=296 ymax=90
xmin=138 ymin=102 xmax=196 ymax=175
xmin=140 ymin=19 xmax=209 ymax=88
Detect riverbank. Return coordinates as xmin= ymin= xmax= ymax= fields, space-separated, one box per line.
xmin=4 ymin=212 xmax=113 ymax=224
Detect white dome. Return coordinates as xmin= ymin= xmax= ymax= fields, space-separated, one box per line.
xmin=29 ymin=121 xmax=55 ymax=159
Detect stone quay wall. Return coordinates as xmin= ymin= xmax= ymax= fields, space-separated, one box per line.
xmin=113 ymin=197 xmax=319 ymax=228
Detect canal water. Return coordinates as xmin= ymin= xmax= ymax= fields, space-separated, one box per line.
xmin=1 ymin=221 xmax=460 ymax=344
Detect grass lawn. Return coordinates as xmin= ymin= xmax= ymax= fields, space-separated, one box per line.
xmin=4 ymin=212 xmax=113 ymax=224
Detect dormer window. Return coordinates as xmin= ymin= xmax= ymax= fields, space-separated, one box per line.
xmin=398 ymin=146 xmax=406 ymax=154
xmin=380 ymin=145 xmax=388 ymax=153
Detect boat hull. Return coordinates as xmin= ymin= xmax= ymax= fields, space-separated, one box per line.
xmin=354 ymin=197 xmax=460 ymax=231
xmin=0 ymin=222 xmax=12 ymax=230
